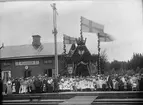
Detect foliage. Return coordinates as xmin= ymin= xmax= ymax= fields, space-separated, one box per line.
xmin=109 ymin=53 xmax=143 ymax=74
xmin=129 ymin=53 xmax=142 ymax=70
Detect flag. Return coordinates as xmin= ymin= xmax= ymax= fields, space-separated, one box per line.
xmin=98 ymin=32 xmax=114 ymax=42
xmin=81 ymin=16 xmax=104 ymax=33
xmin=63 ymin=34 xmax=76 ymax=44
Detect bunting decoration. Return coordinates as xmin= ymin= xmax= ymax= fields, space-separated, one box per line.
xmin=97 ymin=33 xmax=101 ymax=74
xmin=63 ymin=35 xmax=67 ymax=55
xmin=63 ymin=34 xmax=67 ymax=72
xmin=77 ymin=61 xmax=88 ymax=66
xmin=63 ymin=34 xmax=76 ymax=72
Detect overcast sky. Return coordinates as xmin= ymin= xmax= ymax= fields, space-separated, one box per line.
xmin=0 ymin=0 xmax=143 ymax=62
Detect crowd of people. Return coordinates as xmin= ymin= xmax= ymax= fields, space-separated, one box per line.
xmin=2 ymin=72 xmax=143 ymax=95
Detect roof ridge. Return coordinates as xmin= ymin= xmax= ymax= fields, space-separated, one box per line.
xmin=3 ymin=42 xmax=63 ymax=47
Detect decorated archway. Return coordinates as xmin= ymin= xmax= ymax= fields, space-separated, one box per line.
xmin=66 ymin=36 xmax=94 ymax=76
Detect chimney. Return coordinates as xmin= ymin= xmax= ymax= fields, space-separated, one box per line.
xmin=32 ymin=35 xmax=41 ymax=49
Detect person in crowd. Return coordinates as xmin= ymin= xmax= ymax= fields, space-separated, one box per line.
xmin=47 ymin=77 xmax=53 ymax=93
xmin=95 ymin=76 xmax=100 ymax=91
xmin=72 ymin=77 xmax=77 ymax=92
xmin=112 ymin=78 xmax=119 ymax=91
xmin=15 ymin=78 xmax=20 ymax=94
xmin=130 ymin=75 xmax=139 ymax=91
xmin=53 ymin=77 xmax=60 ymax=92
xmin=27 ymin=78 xmax=30 ymax=93
xmin=30 ymin=77 xmax=36 ymax=93
xmin=102 ymin=76 xmax=107 ymax=91
xmin=139 ymin=74 xmax=143 ymax=91
xmin=106 ymin=75 xmax=113 ymax=91
xmin=123 ymin=77 xmax=128 ymax=91
xmin=34 ymin=77 xmax=42 ymax=93
xmin=126 ymin=76 xmax=132 ymax=91
xmin=98 ymin=76 xmax=104 ymax=91
xmin=12 ymin=79 xmax=16 ymax=94
xmin=42 ymin=77 xmax=48 ymax=93
xmin=19 ymin=78 xmax=24 ymax=94
xmin=2 ymin=79 xmax=7 ymax=95
xmin=23 ymin=78 xmax=28 ymax=94
xmin=6 ymin=78 xmax=12 ymax=94
xmin=118 ymin=77 xmax=124 ymax=91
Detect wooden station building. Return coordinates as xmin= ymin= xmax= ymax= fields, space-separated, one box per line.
xmin=0 ymin=35 xmax=71 ymax=80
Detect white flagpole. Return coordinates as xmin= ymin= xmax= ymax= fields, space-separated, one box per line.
xmin=51 ymin=3 xmax=58 ymax=78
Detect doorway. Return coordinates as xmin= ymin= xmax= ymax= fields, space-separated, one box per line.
xmin=48 ymin=69 xmax=52 ymax=77
xmin=24 ymin=70 xmax=31 ymax=78
xmin=75 ymin=64 xmax=89 ymax=77
xmin=2 ymin=71 xmax=11 ymax=83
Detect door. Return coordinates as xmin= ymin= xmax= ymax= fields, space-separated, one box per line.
xmin=48 ymin=69 xmax=52 ymax=77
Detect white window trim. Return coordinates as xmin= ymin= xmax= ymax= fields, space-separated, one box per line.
xmin=1 ymin=71 xmax=11 ymax=80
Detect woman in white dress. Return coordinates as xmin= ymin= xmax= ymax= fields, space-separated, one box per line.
xmin=19 ymin=78 xmax=24 ymax=94
xmin=6 ymin=79 xmax=12 ymax=94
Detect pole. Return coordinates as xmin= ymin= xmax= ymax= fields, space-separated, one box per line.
xmin=51 ymin=3 xmax=58 ymax=78
xmin=80 ymin=17 xmax=83 ymax=39
xmin=0 ymin=43 xmax=4 ymax=79
xmin=97 ymin=33 xmax=101 ymax=74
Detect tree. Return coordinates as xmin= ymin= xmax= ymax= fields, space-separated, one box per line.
xmin=100 ymin=49 xmax=110 ymax=73
xmin=129 ymin=53 xmax=143 ymax=70
xmin=110 ymin=60 xmax=121 ymax=70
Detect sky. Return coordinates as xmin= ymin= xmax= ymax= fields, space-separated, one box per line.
xmin=0 ymin=0 xmax=143 ymax=62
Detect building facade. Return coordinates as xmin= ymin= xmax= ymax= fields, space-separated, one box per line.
xmin=0 ymin=35 xmax=71 ymax=81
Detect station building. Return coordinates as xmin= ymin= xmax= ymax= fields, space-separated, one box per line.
xmin=0 ymin=35 xmax=71 ymax=80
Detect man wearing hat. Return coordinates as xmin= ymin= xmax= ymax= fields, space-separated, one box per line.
xmin=12 ymin=78 xmax=20 ymax=94
xmin=34 ymin=77 xmax=42 ymax=93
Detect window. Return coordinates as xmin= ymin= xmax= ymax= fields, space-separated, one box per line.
xmin=2 ymin=62 xmax=11 ymax=66
xmin=35 ymin=61 xmax=39 ymax=64
xmin=43 ymin=60 xmax=53 ymax=64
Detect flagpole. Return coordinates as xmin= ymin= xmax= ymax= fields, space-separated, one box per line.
xmin=51 ymin=3 xmax=58 ymax=78
xmin=97 ymin=33 xmax=101 ymax=74
xmin=80 ymin=17 xmax=83 ymax=39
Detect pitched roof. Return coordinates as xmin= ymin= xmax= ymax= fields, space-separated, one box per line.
xmin=0 ymin=42 xmax=71 ymax=59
